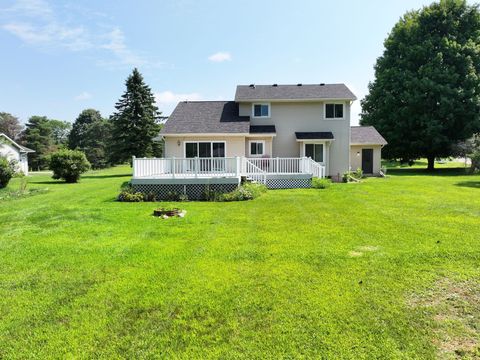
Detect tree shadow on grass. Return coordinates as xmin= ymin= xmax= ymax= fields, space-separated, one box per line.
xmin=455 ymin=181 xmax=480 ymax=189
xmin=81 ymin=174 xmax=131 ymax=179
xmin=387 ymin=168 xmax=469 ymax=177
xmin=28 ymin=180 xmax=67 ymax=185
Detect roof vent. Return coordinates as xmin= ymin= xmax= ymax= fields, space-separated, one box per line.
xmin=249 ymin=84 xmax=255 ymax=88
xmin=272 ymin=84 xmax=278 ymax=87
xmin=297 ymin=83 xmax=302 ymax=86
xmin=319 ymin=83 xmax=325 ymax=86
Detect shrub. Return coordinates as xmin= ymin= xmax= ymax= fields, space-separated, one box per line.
xmin=342 ymin=168 xmax=363 ymax=183
xmin=311 ymin=177 xmax=331 ymax=189
xmin=0 ymin=157 xmax=16 ymax=189
xmin=221 ymin=183 xmax=267 ymax=202
xmin=117 ymin=185 xmax=144 ymax=202
xmin=49 ymin=149 xmax=91 ymax=183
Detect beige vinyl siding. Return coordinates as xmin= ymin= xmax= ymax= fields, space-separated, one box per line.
xmin=350 ymin=145 xmax=382 ymax=175
xmin=240 ymin=101 xmax=350 ymax=176
xmin=164 ymin=136 xmax=246 ymax=158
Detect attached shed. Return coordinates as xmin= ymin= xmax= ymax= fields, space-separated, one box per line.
xmin=0 ymin=133 xmax=35 ymax=175
xmin=350 ymin=126 xmax=387 ymax=175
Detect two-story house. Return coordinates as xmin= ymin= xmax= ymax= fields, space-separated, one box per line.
xmin=131 ymin=83 xmax=387 ymax=199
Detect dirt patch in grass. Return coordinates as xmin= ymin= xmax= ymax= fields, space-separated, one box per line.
xmin=348 ymin=251 xmax=363 ymax=257
xmin=357 ymin=245 xmax=379 ymax=252
xmin=408 ymin=278 xmax=480 ymax=359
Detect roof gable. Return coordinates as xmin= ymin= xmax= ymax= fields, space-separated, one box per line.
xmin=235 ymin=84 xmax=357 ymax=102
xmin=0 ymin=133 xmax=35 ymax=153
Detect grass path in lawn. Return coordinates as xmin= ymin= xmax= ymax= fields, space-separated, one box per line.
xmin=0 ymin=166 xmax=479 ymax=359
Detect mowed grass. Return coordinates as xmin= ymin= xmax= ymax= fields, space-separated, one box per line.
xmin=0 ymin=165 xmax=479 ymax=359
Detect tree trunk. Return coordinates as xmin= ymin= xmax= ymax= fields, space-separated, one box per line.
xmin=427 ymin=155 xmax=435 ymax=171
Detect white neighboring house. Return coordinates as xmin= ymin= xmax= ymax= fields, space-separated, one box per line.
xmin=0 ymin=133 xmax=35 ymax=175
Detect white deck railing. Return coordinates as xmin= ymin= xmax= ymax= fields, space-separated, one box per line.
xmin=132 ymin=156 xmax=325 ymax=180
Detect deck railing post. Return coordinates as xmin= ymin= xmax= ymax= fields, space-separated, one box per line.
xmin=195 ymin=157 xmax=199 ymax=178
xmin=132 ymin=156 xmax=136 ymax=177
xmin=172 ymin=157 xmax=175 ymax=178
xmin=235 ymin=156 xmax=240 ymax=177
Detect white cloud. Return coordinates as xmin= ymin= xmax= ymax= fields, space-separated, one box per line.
xmin=155 ymin=91 xmax=203 ymax=115
xmin=208 ymin=51 xmax=232 ymax=62
xmin=2 ymin=22 xmax=91 ymax=51
xmin=74 ymin=91 xmax=92 ymax=101
xmin=1 ymin=0 xmax=159 ymax=67
xmin=3 ymin=0 xmax=53 ymax=20
xmin=100 ymin=27 xmax=148 ymax=67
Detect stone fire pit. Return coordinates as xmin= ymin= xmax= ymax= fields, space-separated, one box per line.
xmin=153 ymin=208 xmax=186 ymax=219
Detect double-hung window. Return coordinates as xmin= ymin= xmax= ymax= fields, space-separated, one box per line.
xmin=325 ymin=103 xmax=344 ymax=119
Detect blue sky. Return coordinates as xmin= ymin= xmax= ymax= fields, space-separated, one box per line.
xmin=1 ymin=0 xmax=444 ymax=125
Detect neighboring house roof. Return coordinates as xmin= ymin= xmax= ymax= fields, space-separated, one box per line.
xmin=295 ymin=132 xmax=334 ymax=140
xmin=160 ymin=101 xmax=250 ymax=134
xmin=250 ymin=125 xmax=276 ymax=134
xmin=235 ymin=84 xmax=357 ymax=101
xmin=0 ymin=133 xmax=35 ymax=153
xmin=350 ymin=126 xmax=387 ymax=145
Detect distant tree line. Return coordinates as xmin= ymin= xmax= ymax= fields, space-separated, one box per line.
xmin=0 ymin=68 xmax=163 ymax=171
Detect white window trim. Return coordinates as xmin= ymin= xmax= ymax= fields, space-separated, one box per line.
xmin=324 ymin=102 xmax=345 ymax=120
xmin=183 ymin=141 xmax=227 ymax=157
xmin=249 ymin=140 xmax=265 ymax=157
xmin=251 ymin=103 xmax=271 ymax=118
xmin=303 ymin=141 xmax=326 ymax=164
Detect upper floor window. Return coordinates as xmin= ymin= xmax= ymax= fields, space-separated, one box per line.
xmin=253 ymin=103 xmax=270 ymax=118
xmin=325 ymin=103 xmax=344 ymax=119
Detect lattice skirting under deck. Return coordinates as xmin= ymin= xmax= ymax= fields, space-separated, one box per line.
xmin=132 ymin=183 xmax=239 ymax=200
xmin=265 ymin=177 xmax=312 ymax=189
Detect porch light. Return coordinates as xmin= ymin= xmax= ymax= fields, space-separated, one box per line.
xmin=177 ymin=140 xmax=181 ymax=146
xmin=356 ymin=151 xmax=360 ymax=156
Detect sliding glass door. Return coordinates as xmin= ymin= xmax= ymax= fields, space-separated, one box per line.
xmin=185 ymin=141 xmax=226 ymax=172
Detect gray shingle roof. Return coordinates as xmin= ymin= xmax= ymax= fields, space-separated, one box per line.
xmin=250 ymin=125 xmax=276 ymax=134
xmin=350 ymin=126 xmax=387 ymax=145
xmin=160 ymin=101 xmax=250 ymax=134
xmin=295 ymin=132 xmax=334 ymax=140
xmin=235 ymin=84 xmax=357 ymax=101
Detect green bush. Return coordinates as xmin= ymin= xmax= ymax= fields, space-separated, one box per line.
xmin=311 ymin=177 xmax=331 ymax=189
xmin=0 ymin=157 xmax=16 ymax=189
xmin=49 ymin=149 xmax=91 ymax=183
xmin=221 ymin=183 xmax=267 ymax=202
xmin=117 ymin=184 xmax=143 ymax=202
xmin=342 ymin=168 xmax=363 ymax=183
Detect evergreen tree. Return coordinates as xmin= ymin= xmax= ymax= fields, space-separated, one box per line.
xmin=0 ymin=112 xmax=23 ymax=140
xmin=361 ymin=0 xmax=480 ymax=170
xmin=22 ymin=116 xmax=56 ymax=170
xmin=110 ymin=68 xmax=161 ymax=163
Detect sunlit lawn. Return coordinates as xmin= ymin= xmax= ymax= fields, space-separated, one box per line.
xmin=0 ymin=164 xmax=479 ymax=358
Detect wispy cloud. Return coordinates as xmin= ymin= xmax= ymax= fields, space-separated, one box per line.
xmin=100 ymin=27 xmax=150 ymax=67
xmin=208 ymin=51 xmax=232 ymax=63
xmin=74 ymin=91 xmax=92 ymax=101
xmin=155 ymin=91 xmax=203 ymax=114
xmin=1 ymin=0 xmax=159 ymax=68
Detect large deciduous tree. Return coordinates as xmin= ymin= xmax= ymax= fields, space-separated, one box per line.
xmin=361 ymin=0 xmax=480 ymax=170
xmin=69 ymin=109 xmax=112 ymax=169
xmin=110 ymin=68 xmax=161 ymax=163
xmin=0 ymin=112 xmax=23 ymax=140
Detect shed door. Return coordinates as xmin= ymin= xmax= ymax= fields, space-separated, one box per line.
xmin=361 ymin=149 xmax=373 ymax=174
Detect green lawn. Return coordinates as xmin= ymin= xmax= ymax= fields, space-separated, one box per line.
xmin=0 ymin=166 xmax=479 ymax=359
